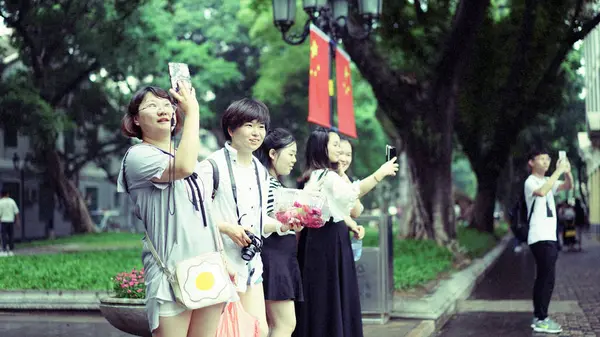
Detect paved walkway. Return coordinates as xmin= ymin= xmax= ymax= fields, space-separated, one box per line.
xmin=3 ymin=243 xmax=429 ymax=336
xmin=437 ymin=232 xmax=600 ymax=337
xmin=0 ymin=310 xmax=423 ymax=337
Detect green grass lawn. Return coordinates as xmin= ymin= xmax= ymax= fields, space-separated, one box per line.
xmin=0 ymin=226 xmax=505 ymax=292
xmin=18 ymin=232 xmax=144 ymax=249
xmin=362 ymin=224 xmax=504 ymax=290
xmin=0 ymin=249 xmax=142 ymax=291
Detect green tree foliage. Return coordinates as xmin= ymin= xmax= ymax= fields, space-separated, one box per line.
xmin=240 ymin=0 xmax=389 ymax=180
xmin=458 ymin=2 xmax=598 ymax=232
xmin=0 ymin=0 xmax=245 ymax=232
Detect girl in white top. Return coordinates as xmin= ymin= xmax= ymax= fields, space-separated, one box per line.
xmin=338 ymin=138 xmax=399 ymax=224
xmin=293 ymin=128 xmax=396 ymax=337
xmin=117 ymin=83 xmax=236 ymax=337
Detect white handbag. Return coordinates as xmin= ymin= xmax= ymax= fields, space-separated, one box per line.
xmin=146 ymin=233 xmax=232 ymax=309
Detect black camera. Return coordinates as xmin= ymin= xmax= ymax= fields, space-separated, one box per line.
xmin=241 ymin=231 xmax=263 ymax=261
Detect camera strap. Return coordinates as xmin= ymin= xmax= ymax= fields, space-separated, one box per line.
xmin=224 ymin=148 xmax=263 ymax=235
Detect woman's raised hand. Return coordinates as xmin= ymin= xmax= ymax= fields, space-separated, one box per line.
xmin=169 ymin=81 xmax=199 ymax=116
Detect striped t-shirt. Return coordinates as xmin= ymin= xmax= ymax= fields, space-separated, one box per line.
xmin=266 ymin=176 xmax=282 ymax=216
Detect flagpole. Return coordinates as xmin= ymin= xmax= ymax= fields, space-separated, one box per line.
xmin=329 ymin=40 xmax=337 ymax=130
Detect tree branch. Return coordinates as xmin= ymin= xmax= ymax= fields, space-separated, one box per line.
xmin=432 ymin=0 xmax=491 ymax=92
xmin=502 ymin=0 xmax=537 ymax=97
xmin=99 ymin=161 xmax=119 ymax=185
xmin=66 ymin=136 xmax=128 ymax=177
xmin=342 ymin=37 xmax=421 ymax=127
xmin=455 ymin=115 xmax=481 ymax=161
xmin=570 ymin=10 xmax=600 ymax=42
xmin=50 ymin=60 xmax=100 ymax=107
xmin=528 ymin=2 xmax=598 ymax=115
xmin=414 ymin=0 xmax=426 ymax=24
xmin=1 ymin=4 xmax=43 ymax=82
xmin=491 ymin=0 xmax=590 ymax=155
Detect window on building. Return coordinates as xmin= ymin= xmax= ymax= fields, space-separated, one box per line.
xmin=4 ymin=128 xmax=18 ymax=147
xmin=84 ymin=187 xmax=99 ymax=211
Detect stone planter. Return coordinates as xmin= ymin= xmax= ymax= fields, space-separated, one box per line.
xmin=99 ymin=297 xmax=151 ymax=337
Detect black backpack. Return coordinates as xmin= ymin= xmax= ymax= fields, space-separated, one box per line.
xmin=509 ymin=191 xmax=536 ymax=243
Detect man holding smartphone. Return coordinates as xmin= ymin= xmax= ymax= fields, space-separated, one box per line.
xmin=525 ymin=149 xmax=572 ymax=333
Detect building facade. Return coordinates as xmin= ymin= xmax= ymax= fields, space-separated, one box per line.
xmin=0 ymin=127 xmax=220 ymax=241
xmin=581 ymin=26 xmax=600 ymax=234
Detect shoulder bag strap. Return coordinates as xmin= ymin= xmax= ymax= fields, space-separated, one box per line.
xmin=253 ymin=158 xmax=263 ymax=234
xmin=527 ymin=199 xmax=537 ymax=224
xmin=207 ymin=158 xmax=219 ymax=200
xmin=224 ymin=149 xmax=263 ymax=232
xmin=144 ymin=172 xmax=225 ymax=280
xmin=224 ymin=150 xmax=241 ymax=221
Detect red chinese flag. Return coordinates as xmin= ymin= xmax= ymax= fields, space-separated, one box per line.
xmin=336 ymin=47 xmax=357 ymax=138
xmin=308 ymin=25 xmax=331 ymax=128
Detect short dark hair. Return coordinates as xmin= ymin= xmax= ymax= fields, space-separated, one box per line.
xmin=221 ymin=98 xmax=270 ymax=141
xmin=257 ymin=128 xmax=296 ymax=170
xmin=121 ymin=86 xmax=184 ymax=139
xmin=300 ymin=127 xmax=339 ymax=184
xmin=527 ymin=148 xmax=550 ymax=161
xmin=339 ymin=136 xmax=354 ymax=146
xmin=1 ymin=189 xmax=8 ymax=197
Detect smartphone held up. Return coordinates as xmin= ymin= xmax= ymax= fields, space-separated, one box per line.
xmin=386 ymin=145 xmax=397 ymax=162
xmin=559 ymin=150 xmax=566 ymax=161
xmin=168 ymin=62 xmax=192 ymax=93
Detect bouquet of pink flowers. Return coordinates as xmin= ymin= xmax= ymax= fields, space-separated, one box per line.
xmin=112 ymin=268 xmax=146 ymax=299
xmin=274 ymin=188 xmax=328 ymax=229
xmin=275 ymin=201 xmax=325 ymax=228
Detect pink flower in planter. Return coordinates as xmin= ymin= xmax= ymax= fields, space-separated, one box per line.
xmin=113 ymin=268 xmax=147 ymax=299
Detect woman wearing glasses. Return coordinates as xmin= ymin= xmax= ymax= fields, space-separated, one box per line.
xmin=118 ymin=83 xmax=236 ymax=337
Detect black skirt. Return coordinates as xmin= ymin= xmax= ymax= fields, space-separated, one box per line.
xmin=262 ymin=233 xmax=304 ymax=301
xmin=293 ymin=220 xmax=363 ymax=337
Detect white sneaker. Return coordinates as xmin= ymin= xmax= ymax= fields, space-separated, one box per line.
xmin=0 ymin=251 xmax=7 ymax=257
xmin=7 ymin=251 xmax=14 ymax=256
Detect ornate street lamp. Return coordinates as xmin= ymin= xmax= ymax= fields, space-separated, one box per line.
xmin=271 ymin=0 xmax=382 ymax=45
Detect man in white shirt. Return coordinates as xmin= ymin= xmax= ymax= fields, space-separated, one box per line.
xmin=0 ymin=189 xmax=20 ymax=256
xmin=525 ymin=149 xmax=572 ymax=334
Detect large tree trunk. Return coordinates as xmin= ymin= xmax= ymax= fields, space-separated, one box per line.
xmin=44 ymin=148 xmax=94 ymax=233
xmin=470 ymin=171 xmax=498 ymax=233
xmin=404 ymin=91 xmax=456 ymax=244
xmin=405 ymin=155 xmax=454 ymax=243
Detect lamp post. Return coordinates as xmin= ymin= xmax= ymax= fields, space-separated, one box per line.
xmin=271 ymin=0 xmax=382 ymax=127
xmin=12 ymin=153 xmax=31 ymax=241
xmin=272 ymin=0 xmax=382 ymax=44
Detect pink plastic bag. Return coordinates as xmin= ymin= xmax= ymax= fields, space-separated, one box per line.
xmin=216 ymin=302 xmax=260 ymax=337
